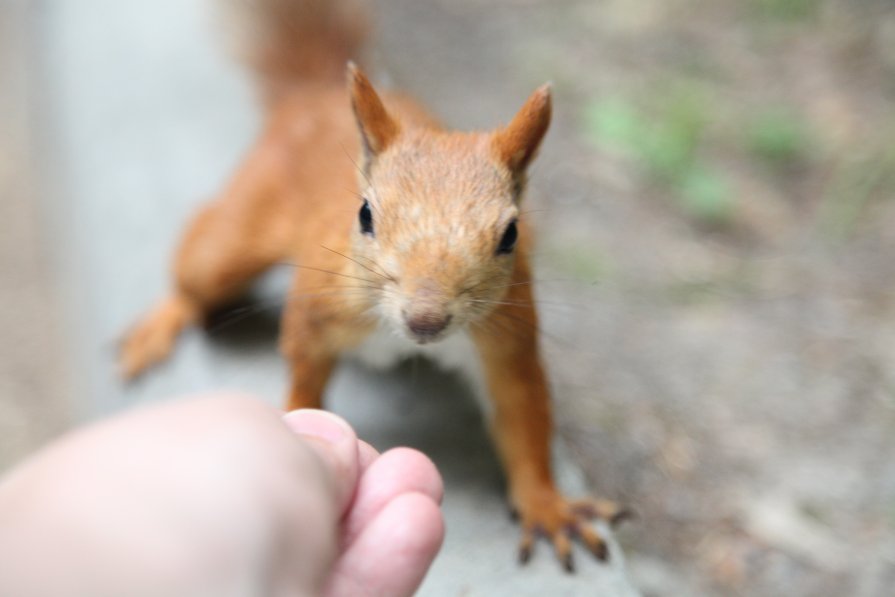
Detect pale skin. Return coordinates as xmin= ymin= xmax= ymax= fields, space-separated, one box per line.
xmin=0 ymin=396 xmax=444 ymax=597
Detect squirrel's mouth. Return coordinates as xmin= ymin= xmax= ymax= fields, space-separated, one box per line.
xmin=411 ymin=333 xmax=445 ymax=345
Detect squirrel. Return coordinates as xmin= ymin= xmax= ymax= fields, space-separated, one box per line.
xmin=119 ymin=0 xmax=626 ymax=571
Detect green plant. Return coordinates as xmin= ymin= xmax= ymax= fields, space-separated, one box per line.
xmin=746 ymin=108 xmax=812 ymax=168
xmin=754 ymin=0 xmax=819 ymax=23
xmin=679 ymin=165 xmax=733 ymax=223
xmin=583 ymin=85 xmax=734 ymax=225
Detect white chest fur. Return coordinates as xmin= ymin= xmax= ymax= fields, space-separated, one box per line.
xmin=347 ymin=325 xmax=490 ymax=410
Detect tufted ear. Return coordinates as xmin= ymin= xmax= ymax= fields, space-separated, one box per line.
xmin=491 ymin=83 xmax=552 ymax=175
xmin=347 ymin=62 xmax=399 ymax=161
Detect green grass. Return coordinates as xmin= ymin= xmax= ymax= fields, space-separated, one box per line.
xmin=746 ymin=108 xmax=813 ymax=168
xmin=583 ymin=83 xmax=735 ymax=226
xmin=753 ymin=0 xmax=819 ymax=23
xmin=678 ymin=165 xmax=733 ymax=222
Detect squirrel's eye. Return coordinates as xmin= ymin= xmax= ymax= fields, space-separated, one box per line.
xmin=359 ymin=200 xmax=374 ymax=235
xmin=496 ymin=220 xmax=518 ymax=255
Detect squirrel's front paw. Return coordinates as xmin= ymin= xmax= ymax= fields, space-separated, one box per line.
xmin=513 ymin=488 xmax=630 ymax=572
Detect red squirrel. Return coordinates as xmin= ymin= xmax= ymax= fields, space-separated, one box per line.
xmin=120 ymin=0 xmax=625 ymax=571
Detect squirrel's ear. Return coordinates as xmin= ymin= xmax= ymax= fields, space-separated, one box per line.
xmin=347 ymin=62 xmax=399 ymax=159
xmin=492 ymin=83 xmax=552 ymax=175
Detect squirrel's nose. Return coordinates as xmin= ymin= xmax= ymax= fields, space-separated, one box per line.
xmin=404 ymin=312 xmax=452 ymax=342
xmin=402 ymin=278 xmax=453 ymax=342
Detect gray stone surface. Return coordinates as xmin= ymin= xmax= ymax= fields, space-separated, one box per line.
xmin=0 ymin=1 xmax=73 ymax=470
xmin=38 ymin=1 xmax=641 ymax=594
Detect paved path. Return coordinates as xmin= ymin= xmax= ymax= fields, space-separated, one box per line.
xmin=0 ymin=1 xmax=72 ymax=469
xmin=38 ymin=1 xmax=640 ymax=594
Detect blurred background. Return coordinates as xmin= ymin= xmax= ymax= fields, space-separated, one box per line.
xmin=3 ymin=0 xmax=895 ymax=595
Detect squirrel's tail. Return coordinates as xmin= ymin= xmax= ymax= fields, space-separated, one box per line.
xmin=222 ymin=0 xmax=368 ymax=103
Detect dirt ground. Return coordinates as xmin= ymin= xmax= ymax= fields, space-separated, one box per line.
xmin=375 ymin=0 xmax=895 ymax=594
xmin=4 ymin=0 xmax=895 ymax=595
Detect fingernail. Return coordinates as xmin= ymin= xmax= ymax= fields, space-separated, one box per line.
xmin=283 ymin=409 xmax=350 ymax=444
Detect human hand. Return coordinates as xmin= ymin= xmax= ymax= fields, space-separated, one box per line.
xmin=0 ymin=395 xmax=444 ymax=597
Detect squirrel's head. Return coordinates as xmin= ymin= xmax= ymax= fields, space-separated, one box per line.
xmin=346 ymin=64 xmax=550 ymax=344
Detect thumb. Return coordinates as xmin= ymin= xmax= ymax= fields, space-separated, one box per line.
xmin=282 ymin=409 xmax=361 ymax=515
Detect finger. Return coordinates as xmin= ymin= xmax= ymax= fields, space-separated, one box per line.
xmin=282 ymin=409 xmax=360 ymax=514
xmin=357 ymin=440 xmax=379 ymax=473
xmin=341 ymin=447 xmax=443 ymax=547
xmin=323 ymin=492 xmax=444 ymax=597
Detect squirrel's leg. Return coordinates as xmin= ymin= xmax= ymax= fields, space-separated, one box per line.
xmin=473 ymin=285 xmax=621 ymax=571
xmin=279 ymin=272 xmax=373 ymax=411
xmin=120 ymin=146 xmax=294 ymax=379
xmin=283 ymin=352 xmax=335 ymax=411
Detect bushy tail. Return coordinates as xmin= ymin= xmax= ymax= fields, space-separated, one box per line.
xmin=222 ymin=0 xmax=368 ymax=102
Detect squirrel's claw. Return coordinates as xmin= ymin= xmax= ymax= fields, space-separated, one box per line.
xmin=569 ymin=497 xmax=633 ymax=528
xmin=513 ymin=490 xmax=625 ymax=571
xmin=577 ymin=523 xmax=610 ymax=561
xmin=551 ymin=529 xmax=575 ymax=572
xmin=517 ymin=527 xmax=535 ymax=564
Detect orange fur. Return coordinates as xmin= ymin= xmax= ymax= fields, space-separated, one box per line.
xmin=120 ymin=0 xmax=623 ymax=570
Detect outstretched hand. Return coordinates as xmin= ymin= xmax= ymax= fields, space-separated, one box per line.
xmin=0 ymin=395 xmax=445 ymax=597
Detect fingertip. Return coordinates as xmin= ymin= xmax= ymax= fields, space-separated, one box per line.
xmin=401 ymin=492 xmax=445 ymax=553
xmin=358 ymin=440 xmax=380 ymax=472
xmin=386 ymin=492 xmax=445 ymax=567
xmin=323 ymin=492 xmax=445 ymax=597
xmin=282 ymin=409 xmax=356 ymax=444
xmin=282 ymin=409 xmax=360 ymax=513
xmin=378 ymin=447 xmax=444 ymax=504
xmin=341 ymin=447 xmax=444 ymax=547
